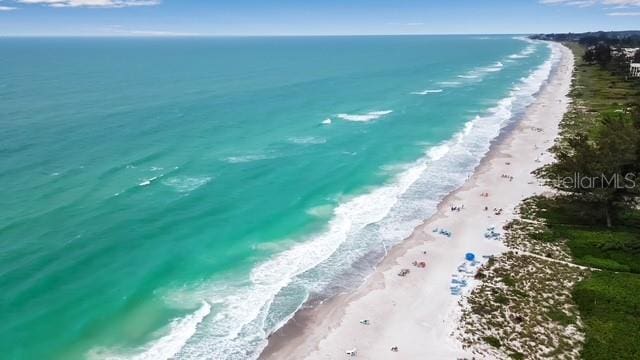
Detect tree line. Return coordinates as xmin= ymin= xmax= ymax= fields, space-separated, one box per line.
xmin=533 ymin=35 xmax=640 ymax=228
xmin=535 ymin=112 xmax=640 ymax=227
xmin=582 ymin=43 xmax=640 ymax=74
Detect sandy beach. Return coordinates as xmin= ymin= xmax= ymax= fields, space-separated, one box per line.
xmin=260 ymin=42 xmax=574 ymax=360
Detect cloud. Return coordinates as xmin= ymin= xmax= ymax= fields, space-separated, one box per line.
xmin=102 ymin=25 xmax=201 ymax=36
xmin=540 ymin=0 xmax=597 ymax=6
xmin=0 ymin=5 xmax=17 ymax=10
xmin=15 ymin=0 xmax=160 ymax=8
xmin=120 ymin=29 xmax=201 ymax=36
xmin=541 ymin=0 xmax=640 ymax=6
xmin=602 ymin=0 xmax=640 ymax=6
xmin=607 ymin=11 xmax=640 ymax=14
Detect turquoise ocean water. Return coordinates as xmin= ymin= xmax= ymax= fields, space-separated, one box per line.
xmin=0 ymin=36 xmax=555 ymax=359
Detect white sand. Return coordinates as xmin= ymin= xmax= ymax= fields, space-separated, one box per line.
xmin=260 ymin=43 xmax=574 ymax=360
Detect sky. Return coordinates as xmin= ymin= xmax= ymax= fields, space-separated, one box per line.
xmin=0 ymin=0 xmax=639 ymax=36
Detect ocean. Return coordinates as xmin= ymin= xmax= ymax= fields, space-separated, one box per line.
xmin=0 ymin=35 xmax=555 ymax=359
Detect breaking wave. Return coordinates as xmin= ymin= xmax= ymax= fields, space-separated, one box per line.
xmin=91 ymin=39 xmax=561 ymax=360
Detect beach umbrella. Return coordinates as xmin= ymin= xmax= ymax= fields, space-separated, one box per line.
xmin=465 ymin=252 xmax=475 ymax=261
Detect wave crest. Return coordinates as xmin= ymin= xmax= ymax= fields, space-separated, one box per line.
xmin=336 ymin=110 xmax=393 ymax=122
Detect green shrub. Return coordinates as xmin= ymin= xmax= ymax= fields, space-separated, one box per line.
xmin=574 ymin=272 xmax=640 ymax=359
xmin=483 ymin=336 xmax=502 ymax=348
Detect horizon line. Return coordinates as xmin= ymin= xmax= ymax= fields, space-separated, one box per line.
xmin=1 ymin=29 xmax=638 ymax=38
xmin=0 ymin=32 xmax=544 ymax=38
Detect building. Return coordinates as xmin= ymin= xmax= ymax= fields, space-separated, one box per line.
xmin=631 ymin=63 xmax=640 ymax=78
xmin=622 ymin=48 xmax=639 ymax=58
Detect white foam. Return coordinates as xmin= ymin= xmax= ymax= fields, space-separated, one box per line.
xmin=508 ymin=44 xmax=537 ymax=60
xmin=306 ymin=204 xmax=334 ymax=218
xmin=98 ymin=39 xmax=561 ymax=360
xmin=437 ymin=81 xmax=462 ymax=86
xmin=337 ymin=110 xmax=393 ymax=122
xmin=380 ymin=162 xmax=411 ymax=175
xmin=138 ymin=176 xmax=160 ymax=187
xmin=426 ymin=144 xmax=451 ymax=161
xmin=224 ymin=154 xmax=274 ymax=164
xmin=162 ymin=176 xmax=212 ymax=193
xmin=321 ymin=118 xmax=332 ymax=125
xmin=88 ymin=302 xmax=212 ymax=360
xmin=482 ymin=61 xmax=504 ymax=72
xmin=411 ymin=89 xmax=443 ymax=95
xmin=455 ymin=61 xmax=505 ymax=83
xmin=512 ymin=36 xmax=537 ymax=44
xmin=133 ymin=146 xmax=435 ymax=359
xmin=134 ymin=302 xmax=211 ymax=360
xmin=288 ymin=136 xmax=327 ymax=145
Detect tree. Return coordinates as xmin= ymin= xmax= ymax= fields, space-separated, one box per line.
xmin=634 ymin=50 xmax=640 ymax=63
xmin=594 ymin=43 xmax=613 ymax=68
xmin=610 ymin=50 xmax=629 ymax=76
xmin=535 ymin=113 xmax=640 ymax=227
xmin=583 ymin=48 xmax=596 ymax=64
xmin=579 ymin=35 xmax=600 ymax=47
xmin=582 ymin=43 xmax=612 ymax=67
xmin=582 ymin=43 xmax=613 ymax=68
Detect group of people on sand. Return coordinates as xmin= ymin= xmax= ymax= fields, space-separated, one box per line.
xmin=412 ymin=260 xmax=426 ymax=268
xmin=346 ymin=346 xmax=400 ymax=356
xmin=481 ymin=188 xmax=506 ymax=215
xmin=432 ymin=228 xmax=452 ymax=237
xmin=450 ymin=204 xmax=464 ymax=212
xmin=397 ymin=268 xmax=410 ymax=277
xmin=485 ymin=226 xmax=501 ymax=240
xmin=483 ymin=206 xmax=503 ymax=215
xmin=348 ymin=321 xmax=399 ymax=356
xmin=501 ymin=174 xmax=514 ymax=181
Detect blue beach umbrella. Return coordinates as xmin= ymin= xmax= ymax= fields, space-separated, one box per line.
xmin=465 ymin=252 xmax=475 ymax=261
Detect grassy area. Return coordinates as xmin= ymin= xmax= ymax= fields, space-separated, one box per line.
xmin=559 ymin=43 xmax=640 ymax=147
xmin=528 ymin=193 xmax=640 ymax=358
xmin=530 ymin=196 xmax=640 ymax=273
xmin=532 ymin=42 xmax=640 ymax=359
xmin=565 ymin=43 xmax=639 ymax=114
xmin=574 ymin=272 xmax=640 ymax=359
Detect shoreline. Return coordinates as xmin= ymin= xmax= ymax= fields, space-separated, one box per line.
xmin=259 ymin=42 xmax=574 ymax=359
